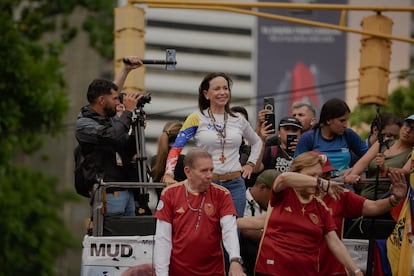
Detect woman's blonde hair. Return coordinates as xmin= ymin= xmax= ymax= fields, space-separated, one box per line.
xmin=151 ymin=120 xmax=183 ymax=182
xmin=290 ymin=152 xmax=324 ymax=173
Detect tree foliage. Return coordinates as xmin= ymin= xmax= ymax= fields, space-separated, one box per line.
xmin=0 ymin=0 xmax=115 ymax=274
xmin=0 ymin=167 xmax=74 ymax=276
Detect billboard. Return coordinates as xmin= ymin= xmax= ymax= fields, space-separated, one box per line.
xmin=256 ymin=0 xmax=347 ymax=121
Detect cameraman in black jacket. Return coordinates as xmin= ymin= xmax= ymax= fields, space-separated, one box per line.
xmin=76 ymin=57 xmax=143 ymax=216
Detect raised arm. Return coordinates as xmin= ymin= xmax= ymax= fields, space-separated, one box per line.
xmin=273 ymin=172 xmax=344 ymax=200
xmin=113 ymin=56 xmax=143 ymax=92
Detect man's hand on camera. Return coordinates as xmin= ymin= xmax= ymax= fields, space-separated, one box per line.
xmin=123 ymin=93 xmax=143 ymax=112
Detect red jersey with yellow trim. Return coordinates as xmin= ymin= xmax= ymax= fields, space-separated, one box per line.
xmin=155 ymin=181 xmax=237 ymax=276
xmin=255 ymin=187 xmax=336 ymax=275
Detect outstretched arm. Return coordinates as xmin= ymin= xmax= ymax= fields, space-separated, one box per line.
xmin=237 ymin=215 xmax=265 ymax=230
xmin=345 ymin=141 xmax=379 ymax=180
xmin=361 ymin=171 xmax=407 ymax=216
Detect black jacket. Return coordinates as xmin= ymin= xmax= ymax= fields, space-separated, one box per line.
xmin=75 ymin=105 xmax=136 ymax=182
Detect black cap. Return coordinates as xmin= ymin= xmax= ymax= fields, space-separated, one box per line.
xmin=279 ymin=116 xmax=302 ymax=129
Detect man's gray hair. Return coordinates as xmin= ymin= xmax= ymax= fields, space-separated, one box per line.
xmin=292 ymin=101 xmax=317 ymax=116
xmin=184 ymin=148 xmax=212 ymax=167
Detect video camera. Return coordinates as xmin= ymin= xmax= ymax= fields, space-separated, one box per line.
xmin=119 ymin=92 xmax=152 ymax=108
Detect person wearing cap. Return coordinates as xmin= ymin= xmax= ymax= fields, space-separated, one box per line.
xmin=244 ymin=169 xmax=279 ymax=218
xmin=259 ymin=116 xmax=302 ymax=174
xmin=345 ymin=113 xmax=414 ymax=200
xmin=240 ymin=169 xmax=280 ymax=276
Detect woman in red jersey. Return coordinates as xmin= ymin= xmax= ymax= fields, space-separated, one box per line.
xmin=254 ymin=152 xmax=363 ymax=276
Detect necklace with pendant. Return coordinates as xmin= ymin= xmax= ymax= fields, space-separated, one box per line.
xmin=301 ymin=204 xmax=306 ymax=215
xmin=208 ymin=108 xmax=228 ymax=164
xmin=185 ymin=181 xmax=206 ymax=230
xmin=296 ymin=191 xmax=313 ymax=216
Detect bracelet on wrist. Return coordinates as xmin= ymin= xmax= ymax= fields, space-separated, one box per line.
xmin=324 ymin=180 xmax=330 ymax=193
xmin=317 ymin=177 xmax=324 ymax=191
xmin=389 ymin=195 xmax=400 ymax=207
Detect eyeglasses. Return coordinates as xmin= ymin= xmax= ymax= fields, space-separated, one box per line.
xmin=403 ymin=121 xmax=414 ymax=132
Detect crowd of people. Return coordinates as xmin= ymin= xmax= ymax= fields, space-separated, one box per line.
xmin=76 ymin=60 xmax=413 ymax=275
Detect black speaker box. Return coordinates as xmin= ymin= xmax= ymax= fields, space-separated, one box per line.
xmin=103 ymin=215 xmax=156 ymax=236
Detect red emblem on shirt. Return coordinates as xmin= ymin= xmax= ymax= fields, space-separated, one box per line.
xmin=309 ymin=213 xmax=319 ymax=224
xmin=204 ymin=203 xmax=214 ymax=216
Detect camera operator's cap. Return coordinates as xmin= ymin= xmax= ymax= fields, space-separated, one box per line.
xmin=256 ymin=169 xmax=280 ymax=189
xmin=310 ymin=151 xmax=337 ymax=173
xmin=404 ymin=114 xmax=414 ymax=122
xmin=278 ymin=116 xmax=302 ymax=129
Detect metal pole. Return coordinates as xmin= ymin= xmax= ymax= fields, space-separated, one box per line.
xmin=131 ymin=0 xmax=414 ymax=12
xmin=130 ymin=0 xmax=414 ymax=44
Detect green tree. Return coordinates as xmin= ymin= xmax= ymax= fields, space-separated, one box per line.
xmin=0 ymin=0 xmax=115 ymax=274
xmin=349 ymin=75 xmax=414 ymax=139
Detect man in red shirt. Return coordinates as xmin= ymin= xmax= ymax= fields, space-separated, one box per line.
xmin=154 ymin=148 xmax=245 ymax=276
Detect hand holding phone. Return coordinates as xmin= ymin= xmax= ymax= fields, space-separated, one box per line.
xmin=264 ymin=113 xmax=276 ymax=134
xmin=263 ymin=97 xmax=275 ymax=134
xmin=286 ymin=133 xmax=298 ymax=155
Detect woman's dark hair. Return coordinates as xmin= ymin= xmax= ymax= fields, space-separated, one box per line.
xmin=198 ymin=72 xmax=235 ymax=117
xmin=370 ymin=112 xmax=402 ymax=133
xmin=318 ymin=98 xmax=350 ymax=126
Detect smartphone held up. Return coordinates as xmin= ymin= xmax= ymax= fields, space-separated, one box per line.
xmin=286 ymin=133 xmax=297 ymax=155
xmin=263 ymin=97 xmax=275 ymax=134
